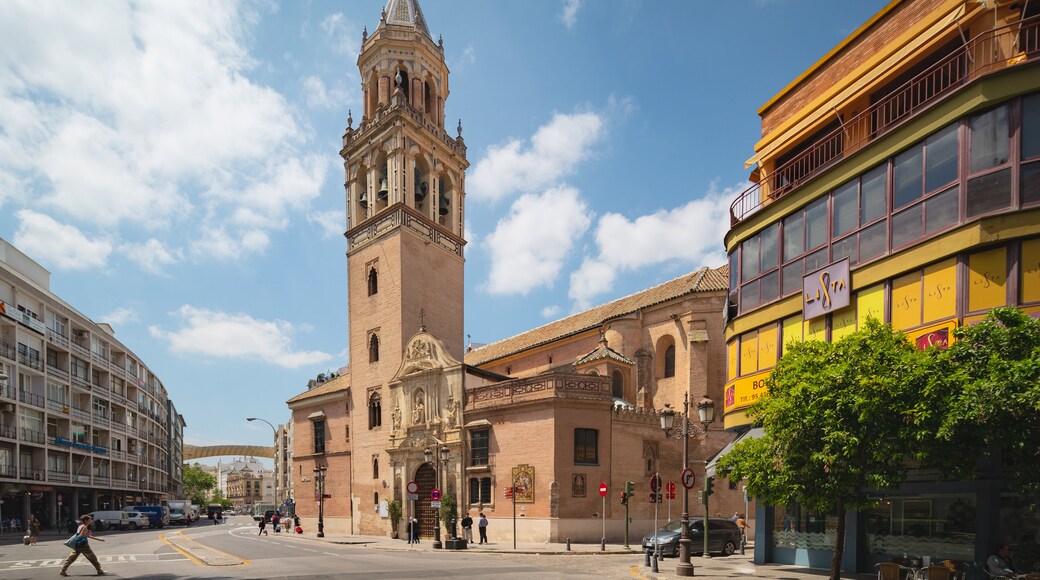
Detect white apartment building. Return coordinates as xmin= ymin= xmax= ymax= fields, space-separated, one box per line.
xmin=0 ymin=238 xmax=184 ymax=528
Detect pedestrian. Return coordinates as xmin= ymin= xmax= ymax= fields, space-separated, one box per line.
xmin=405 ymin=517 xmax=414 ymax=544
xmin=28 ymin=514 xmax=41 ymax=546
xmin=258 ymin=516 xmax=268 ymax=536
xmin=59 ymin=514 xmax=107 ymax=577
xmin=460 ymin=512 xmax=474 ymax=543
xmin=986 ymin=543 xmax=1020 ymax=578
xmin=477 ymin=512 xmax=488 ymax=544
xmin=731 ymin=512 xmax=740 ymax=522
xmin=735 ymin=513 xmax=750 ymax=545
xmin=272 ymin=512 xmax=281 ymax=533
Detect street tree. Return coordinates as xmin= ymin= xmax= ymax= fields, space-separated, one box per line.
xmin=717 ymin=318 xmax=930 ymax=580
xmin=182 ymin=463 xmax=216 ymax=505
xmin=923 ymin=307 xmax=1040 ymax=493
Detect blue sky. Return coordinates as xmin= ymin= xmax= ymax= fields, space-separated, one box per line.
xmin=0 ymin=0 xmax=886 ymax=462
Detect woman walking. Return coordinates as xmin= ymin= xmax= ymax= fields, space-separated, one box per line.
xmin=27 ymin=514 xmax=41 ymax=546
xmin=59 ymin=514 xmax=106 ymax=576
xmin=257 ymin=516 xmax=268 ymax=536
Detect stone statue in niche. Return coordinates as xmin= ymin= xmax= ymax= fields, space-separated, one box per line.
xmin=412 ymin=395 xmax=425 ymax=425
xmin=392 ymin=405 xmax=402 ymax=432
xmin=445 ymin=393 xmax=458 ymax=428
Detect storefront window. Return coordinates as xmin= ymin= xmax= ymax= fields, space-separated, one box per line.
xmin=772 ymin=503 xmax=839 ymax=550
xmin=866 ymin=494 xmax=976 ymax=562
xmin=999 ymin=494 xmax=1040 ymax=573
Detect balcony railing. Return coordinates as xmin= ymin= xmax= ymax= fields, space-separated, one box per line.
xmin=730 ymin=14 xmax=1040 ymax=226
xmin=0 ymin=341 xmax=15 ymax=362
xmin=47 ymin=364 xmax=69 ymax=381
xmin=71 ymin=375 xmax=90 ymax=391
xmin=17 ymin=351 xmax=43 ymax=371
xmin=71 ymin=407 xmax=91 ymax=423
xmin=48 ymin=470 xmax=70 ymax=483
xmin=0 ymin=424 xmax=15 ymax=439
xmin=94 ymin=475 xmax=111 ymax=486
xmin=18 ymin=391 xmax=44 ymax=408
xmin=20 ymin=428 xmax=45 ymax=445
xmin=0 ymin=385 xmax=15 ymax=400
xmin=0 ymin=465 xmax=16 ymax=478
xmin=19 ymin=467 xmax=43 ymax=480
xmin=47 ymin=399 xmax=69 ymax=414
xmin=47 ymin=328 xmax=69 ymax=348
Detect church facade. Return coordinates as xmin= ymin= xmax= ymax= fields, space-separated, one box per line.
xmin=287 ymin=0 xmax=749 ymax=544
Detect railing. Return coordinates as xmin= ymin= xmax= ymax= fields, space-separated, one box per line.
xmin=730 ymin=15 xmax=1040 ymax=226
xmin=47 ymin=328 xmax=69 ymax=348
xmin=19 ymin=466 xmax=43 ymax=480
xmin=48 ymin=470 xmax=70 ymax=483
xmin=18 ymin=390 xmax=44 ymax=408
xmin=0 ymin=465 xmax=16 ymax=478
xmin=94 ymin=475 xmax=111 ymax=486
xmin=109 ymin=449 xmax=126 ymax=460
xmin=20 ymin=428 xmax=45 ymax=444
xmin=93 ymin=414 xmax=110 ymax=427
xmin=47 ymin=399 xmax=69 ymax=414
xmin=47 ymin=364 xmax=69 ymax=381
xmin=91 ymin=351 xmax=109 ymax=366
xmin=111 ymin=421 xmax=126 ymax=433
xmin=71 ymin=375 xmax=90 ymax=391
xmin=0 ymin=385 xmax=15 ymax=400
xmin=18 ymin=351 xmax=43 ymax=371
xmin=71 ymin=407 xmax=91 ymax=423
xmin=0 ymin=424 xmax=15 ymax=439
xmin=70 ymin=338 xmax=89 ymax=357
xmin=110 ymin=365 xmax=125 ymax=379
xmin=0 ymin=341 xmax=15 ymax=362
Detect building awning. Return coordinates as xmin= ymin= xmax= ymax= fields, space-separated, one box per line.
xmin=307 ymin=411 xmax=326 ymax=420
xmin=705 ymin=427 xmax=765 ymax=478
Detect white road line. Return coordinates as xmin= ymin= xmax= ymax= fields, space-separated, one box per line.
xmin=323 ymin=552 xmax=339 ymax=556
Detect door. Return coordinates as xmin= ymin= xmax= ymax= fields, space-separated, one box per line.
xmin=415 ymin=463 xmax=437 ymax=538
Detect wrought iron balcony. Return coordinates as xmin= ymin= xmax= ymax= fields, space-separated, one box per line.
xmin=730 ymin=14 xmax=1040 ymax=226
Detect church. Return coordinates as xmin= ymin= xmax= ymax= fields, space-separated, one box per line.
xmin=287 ymin=0 xmax=748 ymax=544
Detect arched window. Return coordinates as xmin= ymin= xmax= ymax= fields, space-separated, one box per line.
xmin=369 ymin=334 xmax=380 ymax=363
xmin=368 ymin=392 xmax=382 ymax=429
xmin=664 ymin=345 xmax=676 ymax=378
xmin=368 ymin=268 xmax=378 ymax=296
xmin=612 ymin=370 xmax=624 ymax=399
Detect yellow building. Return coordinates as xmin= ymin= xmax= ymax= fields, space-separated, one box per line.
xmin=723 ymin=0 xmax=1040 ymax=572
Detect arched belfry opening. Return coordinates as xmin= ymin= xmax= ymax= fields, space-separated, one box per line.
xmin=413 ymin=156 xmax=431 ymax=214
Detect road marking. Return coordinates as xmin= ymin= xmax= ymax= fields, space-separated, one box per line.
xmin=323 ymin=552 xmax=339 ymax=556
xmin=0 ymin=554 xmax=187 ymax=571
xmin=177 ymin=531 xmax=252 ymax=566
xmin=161 ymin=531 xmax=206 ymax=567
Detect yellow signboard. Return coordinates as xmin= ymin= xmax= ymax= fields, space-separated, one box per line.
xmin=759 ymin=325 xmax=778 ymax=369
xmin=804 ymin=315 xmax=826 ymax=341
xmin=857 ymin=284 xmax=885 ymax=327
xmin=831 ymin=304 xmax=858 ymax=340
xmin=905 ymin=319 xmax=958 ymax=350
xmin=891 ymin=272 xmax=922 ymax=331
xmin=782 ymin=315 xmax=802 ymax=347
xmin=923 ymin=258 xmax=957 ymax=323
xmin=740 ymin=331 xmax=759 ymax=375
xmin=727 ymin=340 xmax=738 ymax=381
xmin=968 ymin=247 xmax=1007 ymax=312
xmin=723 ymin=369 xmax=772 ymax=414
xmin=1022 ymin=239 xmax=1040 ymax=304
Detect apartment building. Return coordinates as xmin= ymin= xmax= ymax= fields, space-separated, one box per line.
xmin=273 ymin=421 xmax=293 ymax=514
xmin=0 ymin=238 xmax=183 ymax=527
xmin=723 ymin=0 xmax=1040 ymax=572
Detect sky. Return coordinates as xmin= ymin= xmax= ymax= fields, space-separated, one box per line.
xmin=0 ymin=0 xmax=888 ymax=463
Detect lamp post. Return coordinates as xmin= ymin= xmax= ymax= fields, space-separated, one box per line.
xmin=313 ymin=465 xmax=326 ymax=537
xmin=246 ymin=417 xmax=280 ymax=514
xmin=660 ymin=392 xmax=715 ymax=577
xmin=424 ymin=446 xmax=447 ymax=549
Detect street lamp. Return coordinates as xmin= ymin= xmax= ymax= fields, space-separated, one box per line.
xmin=424 ymin=445 xmax=450 ymax=549
xmin=313 ymin=465 xmax=327 ymax=538
xmin=439 ymin=445 xmax=452 ymax=541
xmin=246 ymin=417 xmax=280 ymax=514
xmin=660 ymin=392 xmax=715 ymax=577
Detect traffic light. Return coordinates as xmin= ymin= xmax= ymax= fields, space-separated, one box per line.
xmin=705 ymin=476 xmax=715 ymax=496
xmin=620 ymin=492 xmax=628 ymax=505
xmin=624 ymin=481 xmax=634 ymax=495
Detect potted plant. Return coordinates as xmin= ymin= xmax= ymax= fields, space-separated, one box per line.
xmin=438 ymin=495 xmax=458 ymax=539
xmin=387 ymin=499 xmax=402 ymax=539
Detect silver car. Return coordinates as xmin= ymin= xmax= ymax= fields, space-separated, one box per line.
xmin=641 ymin=518 xmax=742 ymax=558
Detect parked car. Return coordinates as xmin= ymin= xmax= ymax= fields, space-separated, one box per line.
xmin=122 ymin=511 xmax=149 ymax=530
xmin=641 ymin=518 xmax=741 ymax=558
xmin=264 ymin=510 xmax=276 ymax=523
xmin=125 ymin=505 xmax=169 ymax=529
xmin=88 ymin=511 xmax=128 ymax=531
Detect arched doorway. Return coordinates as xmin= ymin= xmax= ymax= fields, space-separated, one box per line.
xmin=415 ymin=463 xmax=437 ymax=539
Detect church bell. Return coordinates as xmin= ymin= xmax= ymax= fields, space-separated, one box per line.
xmin=377 ymin=177 xmax=389 ymax=201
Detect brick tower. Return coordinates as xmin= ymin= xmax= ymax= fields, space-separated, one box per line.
xmin=341 ymin=0 xmax=468 ymax=535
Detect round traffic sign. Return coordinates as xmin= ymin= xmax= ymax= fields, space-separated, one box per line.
xmin=666 ymin=481 xmax=676 ymax=494
xmin=431 ymin=488 xmax=441 ymax=501
xmin=407 ymin=481 xmax=418 ymax=494
xmin=681 ymin=468 xmax=697 ymax=490
xmin=599 ymin=482 xmax=608 ymax=497
xmin=650 ymin=474 xmax=662 ymax=493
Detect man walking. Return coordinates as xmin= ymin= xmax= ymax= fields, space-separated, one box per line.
xmin=460 ymin=512 xmax=473 ymax=543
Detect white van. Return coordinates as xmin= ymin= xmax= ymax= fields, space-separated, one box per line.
xmin=88 ymin=511 xmax=128 ymax=531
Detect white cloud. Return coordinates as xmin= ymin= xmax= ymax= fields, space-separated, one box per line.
xmin=468 ymin=112 xmax=604 ymax=203
xmin=567 ymin=183 xmax=744 ymax=308
xmin=302 ymin=75 xmax=352 ymax=109
xmin=541 ymin=305 xmax=562 ymax=319
xmin=484 ymin=186 xmax=592 ymax=295
xmin=149 ymin=305 xmax=334 ymax=369
xmin=453 ymin=44 xmax=477 ymax=72
xmin=0 ymin=2 xmax=324 ymax=271
xmin=100 ymin=307 xmax=139 ymax=326
xmin=307 ymin=210 xmax=345 ymax=238
xmin=121 ymin=239 xmax=181 ymax=275
xmin=560 ymin=0 xmax=583 ymax=29
xmin=12 ymin=210 xmax=112 ymax=271
xmin=320 ymin=12 xmax=359 ymax=56
xmin=189 ymin=228 xmax=270 ymax=262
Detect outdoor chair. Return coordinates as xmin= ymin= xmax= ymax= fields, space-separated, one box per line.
xmin=879 ymin=562 xmax=904 ymax=580
xmin=928 ymin=565 xmax=952 ymax=580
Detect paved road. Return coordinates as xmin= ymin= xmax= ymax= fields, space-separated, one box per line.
xmin=0 ymin=516 xmax=640 ymax=579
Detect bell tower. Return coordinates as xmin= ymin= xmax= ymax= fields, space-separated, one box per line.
xmin=341 ymin=0 xmax=468 ymax=535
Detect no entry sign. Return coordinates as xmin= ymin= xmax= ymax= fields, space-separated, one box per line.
xmin=599 ymin=482 xmax=608 ymax=497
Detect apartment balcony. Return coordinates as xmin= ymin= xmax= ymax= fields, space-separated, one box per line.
xmin=91 ymin=351 xmax=109 ymax=367
xmin=18 ymin=391 xmax=44 ymax=409
xmin=70 ymin=338 xmax=89 ymax=358
xmin=47 ymin=328 xmax=69 ymax=349
xmin=0 ymin=465 xmax=16 ymax=479
xmin=0 ymin=385 xmax=15 ymax=401
xmin=730 ymin=14 xmax=1040 ymax=226
xmin=93 ymin=414 xmax=110 ymax=427
xmin=47 ymin=470 xmax=70 ymax=483
xmin=110 ymin=421 xmax=126 ymax=433
xmin=71 ymin=407 xmax=91 ymax=423
xmin=71 ymin=375 xmax=90 ymax=391
xmin=109 ymin=365 xmax=125 ymax=379
xmin=19 ymin=466 xmax=43 ymax=480
xmin=47 ymin=364 xmax=69 ymax=382
xmin=47 ymin=399 xmax=69 ymax=414
xmin=71 ymin=474 xmax=90 ymax=484
xmin=0 ymin=341 xmax=13 ymax=363
xmin=20 ymin=428 xmax=45 ymax=445
xmin=0 ymin=424 xmax=15 ymax=440
xmin=94 ymin=475 xmax=111 ymax=486
xmin=109 ymin=449 xmax=126 ymax=460
xmin=17 ymin=351 xmax=44 ymax=372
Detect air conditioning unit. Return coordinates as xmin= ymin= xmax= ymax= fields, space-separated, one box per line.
xmin=0 ymin=403 xmax=14 ymax=413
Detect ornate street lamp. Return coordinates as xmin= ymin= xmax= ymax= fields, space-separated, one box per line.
xmin=313 ymin=465 xmax=327 ymax=537
xmin=424 ymin=447 xmax=442 ymax=549
xmin=661 ymin=392 xmax=715 ymax=577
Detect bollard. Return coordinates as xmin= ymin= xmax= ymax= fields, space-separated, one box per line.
xmin=566 ymin=538 xmax=571 ymax=551
xmin=651 ymin=551 xmax=659 ymax=573
xmin=600 ymin=538 xmax=605 ymax=551
xmin=644 ymin=547 xmax=651 ymax=567
xmin=740 ymin=535 xmax=746 ymax=555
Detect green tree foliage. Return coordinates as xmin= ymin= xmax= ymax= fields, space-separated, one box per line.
xmin=209 ymin=489 xmax=233 ymax=509
xmin=718 ymin=318 xmax=930 ymax=580
xmin=924 ymin=307 xmax=1040 ymax=493
xmin=182 ymin=463 xmax=216 ymax=504
xmin=438 ymin=494 xmax=458 ymax=529
xmin=387 ymin=499 xmax=402 ymax=537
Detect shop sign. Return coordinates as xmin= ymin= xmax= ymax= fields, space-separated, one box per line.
xmin=723 ymin=369 xmax=772 ymax=413
xmin=803 ymin=258 xmax=850 ymax=320
xmin=30 ymin=485 xmax=54 ymax=492
xmin=53 ymin=436 xmax=108 ymax=454
xmin=906 ymin=320 xmax=958 ymax=351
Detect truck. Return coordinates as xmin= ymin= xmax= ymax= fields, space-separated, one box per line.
xmin=165 ymin=500 xmax=194 ymax=526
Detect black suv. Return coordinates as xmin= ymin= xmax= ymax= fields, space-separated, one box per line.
xmin=641 ymin=518 xmax=742 ymax=558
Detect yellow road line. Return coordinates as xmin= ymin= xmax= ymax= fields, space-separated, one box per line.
xmin=159 ymin=532 xmax=205 ymax=567
xmin=177 ymin=530 xmax=252 ymax=566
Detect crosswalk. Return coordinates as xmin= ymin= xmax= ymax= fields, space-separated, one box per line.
xmin=0 ymin=553 xmax=187 ymax=571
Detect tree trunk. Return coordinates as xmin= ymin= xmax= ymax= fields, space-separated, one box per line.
xmin=830 ymin=502 xmax=846 ymax=580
